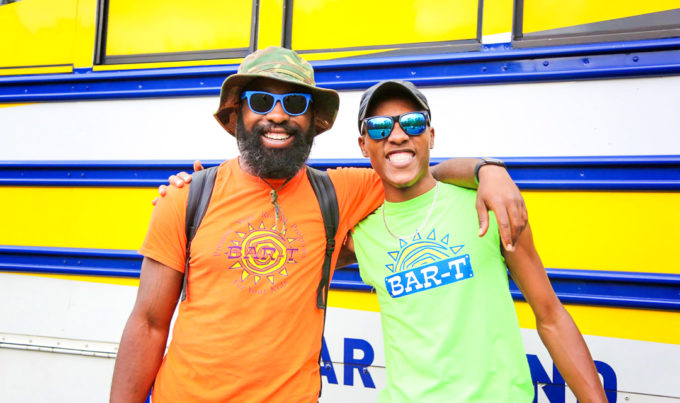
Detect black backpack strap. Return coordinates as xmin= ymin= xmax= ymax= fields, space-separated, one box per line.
xmin=182 ymin=166 xmax=219 ymax=301
xmin=306 ymin=166 xmax=339 ymax=310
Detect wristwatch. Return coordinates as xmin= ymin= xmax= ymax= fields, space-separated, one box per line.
xmin=474 ymin=157 xmax=506 ymax=185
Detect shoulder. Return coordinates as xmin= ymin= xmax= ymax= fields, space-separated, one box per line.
xmin=326 ymin=167 xmax=379 ymax=185
xmin=439 ymin=182 xmax=477 ymax=203
xmin=158 ymin=180 xmax=190 ymax=213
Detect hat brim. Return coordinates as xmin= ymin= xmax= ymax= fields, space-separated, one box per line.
xmin=214 ymin=73 xmax=340 ymax=137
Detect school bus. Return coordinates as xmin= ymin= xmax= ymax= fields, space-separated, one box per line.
xmin=1 ymin=0 xmax=679 ymax=401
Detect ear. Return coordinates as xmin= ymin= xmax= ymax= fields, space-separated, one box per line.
xmin=429 ymin=126 xmax=435 ymax=149
xmin=358 ymin=135 xmax=369 ymax=157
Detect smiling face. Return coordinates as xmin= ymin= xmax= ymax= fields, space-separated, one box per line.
xmin=236 ymin=78 xmax=316 ymax=179
xmin=358 ymin=95 xmax=436 ymax=202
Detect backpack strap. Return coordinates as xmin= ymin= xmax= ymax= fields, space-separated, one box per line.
xmin=306 ymin=166 xmax=339 ymax=310
xmin=182 ymin=166 xmax=219 ymax=301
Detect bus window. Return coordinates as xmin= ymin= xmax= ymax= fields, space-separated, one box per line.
xmin=0 ymin=0 xmax=77 ymax=71
xmin=514 ymin=0 xmax=680 ymax=47
xmin=288 ymin=0 xmax=481 ymax=57
xmin=101 ymin=0 xmax=256 ymax=64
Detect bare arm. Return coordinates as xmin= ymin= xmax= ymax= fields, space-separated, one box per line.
xmin=503 ymin=225 xmax=607 ymax=403
xmin=110 ymin=257 xmax=183 ymax=403
xmin=431 ymin=158 xmax=527 ymax=251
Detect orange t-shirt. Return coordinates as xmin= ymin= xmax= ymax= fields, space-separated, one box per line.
xmin=139 ymin=158 xmax=383 ymax=403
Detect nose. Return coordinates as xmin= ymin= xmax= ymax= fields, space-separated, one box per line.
xmin=387 ymin=123 xmax=409 ymax=144
xmin=265 ymin=99 xmax=289 ymax=124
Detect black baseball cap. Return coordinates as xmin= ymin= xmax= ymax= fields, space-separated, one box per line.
xmin=357 ymin=80 xmax=431 ymax=132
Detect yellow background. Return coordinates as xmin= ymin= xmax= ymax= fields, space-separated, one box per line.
xmin=2 ymin=187 xmax=678 ymax=274
xmin=2 ymin=0 xmax=679 ymax=71
xmin=291 ymin=0 xmax=479 ymax=51
xmin=523 ymin=0 xmax=680 ymax=34
xmin=106 ymin=0 xmax=253 ymax=56
xmin=0 ymin=0 xmax=78 ymax=69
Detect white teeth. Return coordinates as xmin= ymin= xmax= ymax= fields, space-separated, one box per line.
xmin=264 ymin=132 xmax=291 ymax=140
xmin=388 ymin=152 xmax=414 ymax=162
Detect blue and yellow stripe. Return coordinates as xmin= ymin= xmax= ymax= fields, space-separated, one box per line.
xmin=1 ymin=158 xmax=678 ymax=349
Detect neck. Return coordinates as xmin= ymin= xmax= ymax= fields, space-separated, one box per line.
xmin=383 ymin=174 xmax=437 ymax=203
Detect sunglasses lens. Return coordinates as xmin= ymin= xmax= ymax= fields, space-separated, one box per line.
xmin=365 ymin=117 xmax=394 ymax=139
xmin=249 ymin=92 xmax=275 ymax=113
xmin=282 ymin=94 xmax=309 ymax=115
xmin=400 ymin=113 xmax=427 ymax=135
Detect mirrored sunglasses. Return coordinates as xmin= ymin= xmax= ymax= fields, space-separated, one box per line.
xmin=362 ymin=111 xmax=429 ymax=140
xmin=241 ymin=91 xmax=313 ymax=116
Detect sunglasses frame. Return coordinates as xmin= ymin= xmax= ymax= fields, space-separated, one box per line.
xmin=241 ymin=91 xmax=313 ymax=116
xmin=361 ymin=111 xmax=430 ymax=140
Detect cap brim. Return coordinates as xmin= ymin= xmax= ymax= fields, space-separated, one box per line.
xmin=214 ymin=73 xmax=340 ymax=137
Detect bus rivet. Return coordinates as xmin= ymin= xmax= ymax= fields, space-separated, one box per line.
xmin=543 ymin=61 xmax=549 ymax=67
xmin=583 ymin=58 xmax=590 ymax=64
xmin=482 ymin=66 xmax=487 ymax=72
xmin=633 ymin=56 xmax=639 ymax=62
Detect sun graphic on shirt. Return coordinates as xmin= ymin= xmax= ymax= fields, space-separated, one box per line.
xmin=228 ymin=221 xmax=298 ymax=285
xmin=386 ymin=229 xmax=464 ymax=273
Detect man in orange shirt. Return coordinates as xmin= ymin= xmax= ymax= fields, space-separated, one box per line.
xmin=110 ymin=46 xmax=527 ymax=402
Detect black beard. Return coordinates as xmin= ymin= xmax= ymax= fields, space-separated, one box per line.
xmin=236 ymin=112 xmax=315 ymax=179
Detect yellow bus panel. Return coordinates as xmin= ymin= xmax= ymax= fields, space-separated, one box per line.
xmin=291 ymin=0 xmax=479 ymax=51
xmin=482 ymin=0 xmax=514 ymax=37
xmin=523 ymin=0 xmax=679 ymax=34
xmin=525 ymin=191 xmax=680 ymax=274
xmin=106 ymin=0 xmax=253 ymax=56
xmin=0 ymin=0 xmax=78 ymax=69
xmin=1 ymin=186 xmax=678 ymax=275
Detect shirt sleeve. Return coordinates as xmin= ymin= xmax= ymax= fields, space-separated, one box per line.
xmin=328 ymin=167 xmax=384 ymax=231
xmin=138 ymin=184 xmax=189 ymax=273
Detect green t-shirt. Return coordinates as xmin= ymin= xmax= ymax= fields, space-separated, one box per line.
xmin=353 ymin=182 xmax=533 ymax=403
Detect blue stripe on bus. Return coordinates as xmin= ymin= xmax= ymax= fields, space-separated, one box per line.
xmin=1 ymin=245 xmax=678 ymax=310
xmin=0 ymin=38 xmax=679 ymax=102
xmin=1 ymin=156 xmax=679 ymax=190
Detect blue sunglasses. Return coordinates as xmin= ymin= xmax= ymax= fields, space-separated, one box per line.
xmin=241 ymin=91 xmax=313 ymax=116
xmin=362 ymin=111 xmax=430 ymax=140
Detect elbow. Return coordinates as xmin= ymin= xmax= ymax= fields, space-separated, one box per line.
xmin=535 ymin=300 xmax=568 ymax=335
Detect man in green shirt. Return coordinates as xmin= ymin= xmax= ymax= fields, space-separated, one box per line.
xmin=348 ymin=80 xmax=607 ymax=402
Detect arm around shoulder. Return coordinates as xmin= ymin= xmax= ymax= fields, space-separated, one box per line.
xmin=503 ymin=225 xmax=608 ymax=403
xmin=110 ymin=257 xmax=183 ymax=403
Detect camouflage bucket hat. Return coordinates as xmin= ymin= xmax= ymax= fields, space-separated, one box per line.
xmin=214 ymin=46 xmax=340 ymax=136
